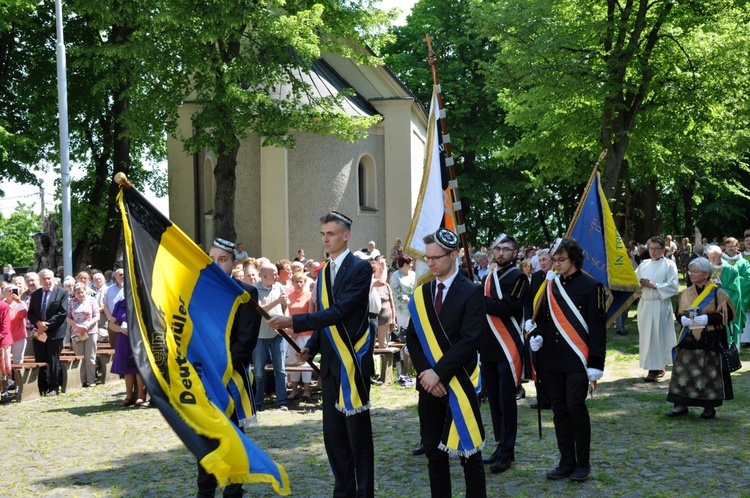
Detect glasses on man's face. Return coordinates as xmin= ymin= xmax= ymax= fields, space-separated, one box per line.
xmin=423 ymin=252 xmax=452 ymax=263
xmin=493 ymin=247 xmax=514 ymax=253
xmin=551 ymin=257 xmax=569 ymax=264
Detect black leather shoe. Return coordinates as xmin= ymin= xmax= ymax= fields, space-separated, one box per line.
xmin=482 ymin=452 xmax=499 ymax=465
xmin=570 ymin=465 xmax=590 ymax=481
xmin=530 ymin=403 xmax=552 ymax=410
xmin=490 ymin=458 xmax=512 ymax=474
xmin=700 ymin=408 xmax=716 ymax=420
xmin=412 ymin=445 xmax=425 ymax=456
xmin=546 ymin=466 xmax=574 ymax=480
xmin=515 ymin=386 xmax=526 ymax=400
xmin=666 ymin=409 xmax=688 ymax=417
xmin=616 ymin=329 xmax=627 ymax=336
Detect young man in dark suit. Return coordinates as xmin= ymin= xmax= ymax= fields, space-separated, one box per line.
xmin=28 ymin=268 xmax=70 ymax=396
xmin=268 ymin=211 xmax=374 ymax=498
xmin=405 ymin=228 xmax=487 ymax=498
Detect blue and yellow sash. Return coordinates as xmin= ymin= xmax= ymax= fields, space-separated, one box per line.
xmin=318 ymin=261 xmax=371 ymax=415
xmin=673 ymin=283 xmax=717 ymax=359
xmin=548 ymin=278 xmax=590 ymax=370
xmin=484 ymin=272 xmax=524 ymax=387
xmin=408 ymin=283 xmax=484 ymax=457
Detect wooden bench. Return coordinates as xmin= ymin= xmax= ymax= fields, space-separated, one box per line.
xmin=12 ymin=362 xmax=47 ymax=402
xmin=374 ymin=343 xmax=406 ymax=384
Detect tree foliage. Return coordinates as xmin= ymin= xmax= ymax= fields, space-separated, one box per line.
xmin=472 ymin=0 xmax=750 ymax=241
xmin=0 ymin=203 xmax=41 ymax=267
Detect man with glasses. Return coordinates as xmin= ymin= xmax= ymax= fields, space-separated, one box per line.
xmin=405 ymin=228 xmax=487 ymax=498
xmin=526 ymin=237 xmax=606 ymax=482
xmin=480 ymin=235 xmax=529 ymax=475
xmin=635 ymin=236 xmax=679 ymax=382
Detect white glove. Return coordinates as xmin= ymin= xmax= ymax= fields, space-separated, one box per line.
xmin=587 ymin=368 xmax=604 ymax=382
xmin=680 ymin=316 xmax=693 ymax=327
xmin=545 ymin=270 xmax=556 ymax=281
xmin=693 ymin=314 xmax=709 ymax=326
xmin=524 ymin=320 xmax=537 ymax=333
xmin=529 ymin=335 xmax=543 ymax=352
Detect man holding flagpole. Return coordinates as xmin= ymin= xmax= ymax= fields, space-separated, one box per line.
xmin=527 ymin=238 xmax=606 ymax=482
xmin=198 ymin=237 xmax=263 ymax=498
xmin=268 ymin=211 xmax=375 ymax=498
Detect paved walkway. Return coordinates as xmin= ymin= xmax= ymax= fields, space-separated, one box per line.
xmin=2 ymin=332 xmax=749 ymax=497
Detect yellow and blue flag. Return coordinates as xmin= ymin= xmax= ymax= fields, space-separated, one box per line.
xmin=567 ymin=171 xmax=640 ymax=325
xmin=117 ymin=183 xmax=290 ymax=495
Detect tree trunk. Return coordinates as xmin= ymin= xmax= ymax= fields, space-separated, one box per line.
xmin=213 ymin=143 xmax=240 ymax=241
xmin=632 ymin=181 xmax=660 ymax=242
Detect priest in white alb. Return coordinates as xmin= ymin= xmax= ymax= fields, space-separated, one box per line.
xmin=636 ymin=236 xmax=679 ymax=382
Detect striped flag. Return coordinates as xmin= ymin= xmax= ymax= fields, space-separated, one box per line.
xmin=404 ymin=86 xmax=457 ymax=282
xmin=117 ymin=184 xmax=290 ymax=495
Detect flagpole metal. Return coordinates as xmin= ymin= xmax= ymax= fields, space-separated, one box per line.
xmin=423 ymin=34 xmax=474 ymax=282
xmin=55 ymin=0 xmax=72 ymax=278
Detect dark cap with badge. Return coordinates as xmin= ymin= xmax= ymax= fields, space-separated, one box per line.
xmin=213 ymin=237 xmax=236 ymax=254
xmin=434 ymin=228 xmax=459 ymax=252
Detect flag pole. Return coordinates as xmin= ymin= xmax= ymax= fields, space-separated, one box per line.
xmin=115 ymin=172 xmax=320 ymax=376
xmin=423 ymin=34 xmax=474 ymax=282
xmin=529 ymin=150 xmax=608 ymax=324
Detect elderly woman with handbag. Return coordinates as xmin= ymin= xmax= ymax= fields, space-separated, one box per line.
xmin=66 ymin=282 xmax=100 ymax=387
xmin=666 ymin=257 xmax=735 ymax=420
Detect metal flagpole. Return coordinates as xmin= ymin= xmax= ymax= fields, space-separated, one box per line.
xmin=55 ymin=0 xmax=73 ymax=278
xmin=423 ymin=34 xmax=474 ymax=282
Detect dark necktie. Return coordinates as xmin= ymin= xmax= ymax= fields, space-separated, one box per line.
xmin=41 ymin=290 xmax=49 ymax=321
xmin=435 ymin=282 xmax=445 ymax=315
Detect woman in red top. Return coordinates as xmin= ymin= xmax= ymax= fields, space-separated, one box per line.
xmin=285 ymin=271 xmax=315 ymax=399
xmin=0 ymin=299 xmax=11 ymax=402
xmin=2 ymin=285 xmax=28 ymax=364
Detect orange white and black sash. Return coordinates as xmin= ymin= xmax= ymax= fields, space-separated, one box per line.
xmin=547 ymin=277 xmax=589 ymax=370
xmin=408 ymin=283 xmax=484 ymax=456
xmin=318 ymin=261 xmax=371 ymax=415
xmin=484 ymin=271 xmax=524 ymax=387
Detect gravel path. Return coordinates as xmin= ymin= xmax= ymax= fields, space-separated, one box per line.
xmin=2 ymin=337 xmax=749 ymax=497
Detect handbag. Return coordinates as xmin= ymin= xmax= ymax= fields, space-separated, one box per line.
xmin=126 ymin=353 xmax=137 ymax=368
xmin=722 ymin=344 xmax=742 ymax=373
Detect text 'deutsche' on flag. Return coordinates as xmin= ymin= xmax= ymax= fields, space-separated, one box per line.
xmin=567 ymin=172 xmax=640 ymax=324
xmin=117 ymin=184 xmax=290 ymax=495
xmin=404 ymin=86 xmax=456 ymax=282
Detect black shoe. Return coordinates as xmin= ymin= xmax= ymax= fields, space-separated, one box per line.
xmin=412 ymin=445 xmax=425 ymax=456
xmin=370 ymin=376 xmax=383 ymax=386
xmin=570 ymin=465 xmax=590 ymax=481
xmin=47 ymin=390 xmax=58 ymax=397
xmin=482 ymin=452 xmax=499 ymax=465
xmin=490 ymin=458 xmax=512 ymax=474
xmin=546 ymin=466 xmax=574 ymax=480
xmin=516 ymin=386 xmax=526 ymax=400
xmin=616 ymin=329 xmax=627 ymax=336
xmin=700 ymin=408 xmax=716 ymax=420
xmin=530 ymin=403 xmax=552 ymax=410
xmin=666 ymin=408 xmax=688 ymax=417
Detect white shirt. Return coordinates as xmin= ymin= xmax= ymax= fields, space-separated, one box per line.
xmin=329 ymin=249 xmax=351 ymax=284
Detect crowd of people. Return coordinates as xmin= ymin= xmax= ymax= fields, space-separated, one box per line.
xmin=1 ymin=224 xmax=748 ymax=497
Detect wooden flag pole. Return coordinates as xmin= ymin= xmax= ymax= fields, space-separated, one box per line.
xmin=423 ymin=34 xmax=474 ymax=282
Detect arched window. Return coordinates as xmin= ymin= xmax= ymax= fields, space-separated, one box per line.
xmin=358 ymin=155 xmax=377 ymax=212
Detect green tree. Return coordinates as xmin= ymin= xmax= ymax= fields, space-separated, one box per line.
xmin=474 ymin=0 xmax=750 ymax=240
xmin=153 ymin=0 xmax=392 ymax=240
xmin=0 ymin=203 xmax=41 ymax=267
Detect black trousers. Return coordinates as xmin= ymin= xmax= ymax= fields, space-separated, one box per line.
xmin=418 ymin=392 xmax=486 ymax=498
xmin=321 ymin=373 xmax=374 ymax=498
xmin=481 ymin=360 xmax=517 ymax=460
xmin=543 ymin=369 xmax=591 ymax=470
xmin=34 ymin=337 xmax=64 ymax=394
xmin=196 ymin=463 xmax=243 ymax=497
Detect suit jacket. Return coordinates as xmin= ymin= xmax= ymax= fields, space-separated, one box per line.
xmin=28 ymin=285 xmax=70 ymax=340
xmin=406 ymin=271 xmax=485 ymax=394
xmin=293 ymin=251 xmax=372 ymax=378
xmin=480 ymin=264 xmax=529 ymax=362
xmin=230 ymin=280 xmax=262 ymax=366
